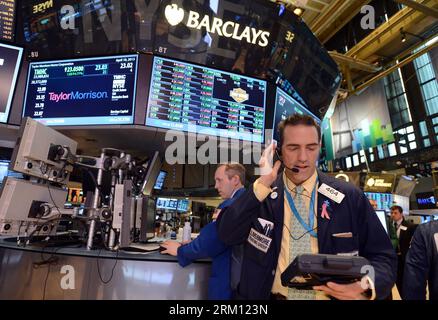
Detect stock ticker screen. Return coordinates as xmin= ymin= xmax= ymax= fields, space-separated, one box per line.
xmin=23 ymin=55 xmax=138 ymax=126
xmin=272 ymin=88 xmax=321 ymax=142
xmin=0 ymin=0 xmax=15 ymax=42
xmin=146 ymin=57 xmax=266 ymax=143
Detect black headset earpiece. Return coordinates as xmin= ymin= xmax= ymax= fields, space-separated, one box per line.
xmin=274 ymin=145 xmax=299 ymax=173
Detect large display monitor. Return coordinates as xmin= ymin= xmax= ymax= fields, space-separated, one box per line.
xmin=146 ymin=56 xmax=266 ymax=143
xmin=156 ymin=198 xmax=178 ymax=211
xmin=0 ymin=1 xmax=15 ymax=42
xmin=272 ymin=87 xmax=321 ymax=143
xmin=177 ymin=199 xmax=189 ymax=212
xmin=23 ymin=54 xmax=138 ymax=126
xmin=0 ymin=42 xmax=22 ymax=123
xmin=153 ymin=170 xmax=167 ymax=190
xmin=364 ymin=192 xmax=393 ymax=211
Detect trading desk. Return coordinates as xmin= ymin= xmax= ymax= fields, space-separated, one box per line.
xmin=0 ymin=237 xmax=210 ymax=299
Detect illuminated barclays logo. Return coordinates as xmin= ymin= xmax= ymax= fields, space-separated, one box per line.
xmin=230 ymin=88 xmax=249 ymax=103
xmin=417 ymin=196 xmax=435 ymax=205
xmin=164 ymin=4 xmax=270 ymax=47
xmin=165 ymin=4 xmax=185 ymax=26
xmin=48 ymin=91 xmax=108 ymax=102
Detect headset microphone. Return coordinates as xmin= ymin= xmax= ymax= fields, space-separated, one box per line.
xmin=275 ymin=148 xmax=300 ymax=173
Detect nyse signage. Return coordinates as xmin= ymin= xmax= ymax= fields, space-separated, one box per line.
xmin=364 ymin=173 xmax=396 ymax=193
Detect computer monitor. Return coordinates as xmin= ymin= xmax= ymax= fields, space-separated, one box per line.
xmin=23 ymin=54 xmax=138 ymax=126
xmin=153 ymin=170 xmax=167 ymax=190
xmin=142 ymin=151 xmax=162 ymax=196
xmin=0 ymin=1 xmax=16 ymax=42
xmin=145 ymin=56 xmax=267 ymax=143
xmin=0 ymin=160 xmax=8 ymax=184
xmin=156 ymin=197 xmax=178 ymax=210
xmin=272 ymin=87 xmax=321 ymax=143
xmin=177 ymin=199 xmax=189 ymax=212
xmin=364 ymin=192 xmax=394 ymax=211
xmin=375 ymin=210 xmax=388 ymax=234
xmin=0 ymin=42 xmax=23 ymax=123
xmin=0 ymin=160 xmax=23 ymax=185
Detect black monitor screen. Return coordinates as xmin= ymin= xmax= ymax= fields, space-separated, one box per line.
xmin=23 ymin=54 xmax=138 ymax=126
xmin=0 ymin=0 xmax=15 ymax=42
xmin=0 ymin=42 xmax=22 ymax=123
xmin=153 ymin=170 xmax=167 ymax=190
xmin=146 ymin=56 xmax=266 ymax=143
xmin=272 ymin=88 xmax=321 ymax=142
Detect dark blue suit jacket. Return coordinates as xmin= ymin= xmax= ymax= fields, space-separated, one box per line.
xmin=177 ymin=188 xmax=246 ymax=300
xmin=403 ymin=220 xmax=438 ymax=300
xmin=217 ymin=171 xmax=397 ymax=299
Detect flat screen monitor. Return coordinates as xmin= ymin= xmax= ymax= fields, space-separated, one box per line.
xmin=156 ymin=197 xmax=178 ymax=210
xmin=0 ymin=160 xmax=8 ymax=184
xmin=177 ymin=199 xmax=189 ymax=212
xmin=142 ymin=151 xmax=162 ymax=196
xmin=23 ymin=54 xmax=138 ymax=126
xmin=375 ymin=210 xmax=388 ymax=234
xmin=0 ymin=1 xmax=16 ymax=42
xmin=0 ymin=42 xmax=23 ymax=123
xmin=272 ymin=88 xmax=321 ymax=143
xmin=0 ymin=160 xmax=23 ymax=185
xmin=364 ymin=192 xmax=393 ymax=211
xmin=272 ymin=88 xmax=321 ymax=142
xmin=153 ymin=170 xmax=167 ymax=190
xmin=146 ymin=56 xmax=267 ymax=143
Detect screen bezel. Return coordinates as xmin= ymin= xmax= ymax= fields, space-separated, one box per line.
xmin=0 ymin=41 xmax=23 ymax=124
xmin=271 ymin=86 xmax=321 ymax=144
xmin=22 ymin=53 xmax=140 ymax=126
xmin=145 ymin=54 xmax=268 ymax=144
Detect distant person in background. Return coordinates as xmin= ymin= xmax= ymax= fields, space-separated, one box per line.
xmin=389 ymin=205 xmax=416 ymax=297
xmin=403 ymin=220 xmax=438 ymax=300
xmin=161 ymin=163 xmax=246 ymax=299
xmin=369 ymin=199 xmax=378 ymax=210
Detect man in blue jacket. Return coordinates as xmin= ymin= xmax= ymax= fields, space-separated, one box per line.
xmin=161 ymin=163 xmax=246 ymax=299
xmin=403 ymin=220 xmax=438 ymax=300
xmin=217 ymin=114 xmax=397 ymax=300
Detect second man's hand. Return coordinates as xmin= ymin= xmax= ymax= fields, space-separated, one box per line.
xmin=160 ymin=240 xmax=181 ymax=256
xmin=259 ymin=142 xmax=282 ymax=188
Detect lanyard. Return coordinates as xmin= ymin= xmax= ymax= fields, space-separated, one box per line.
xmin=284 ymin=182 xmax=317 ymax=238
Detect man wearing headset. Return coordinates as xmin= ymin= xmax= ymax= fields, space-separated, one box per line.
xmin=216 ymin=114 xmax=396 ymax=300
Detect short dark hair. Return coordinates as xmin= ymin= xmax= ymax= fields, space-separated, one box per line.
xmin=278 ymin=114 xmax=321 ymax=145
xmin=390 ymin=205 xmax=403 ymax=214
xmin=218 ymin=163 xmax=246 ymax=184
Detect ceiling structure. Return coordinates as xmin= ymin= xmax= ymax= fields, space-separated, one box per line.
xmin=271 ymin=0 xmax=438 ymax=102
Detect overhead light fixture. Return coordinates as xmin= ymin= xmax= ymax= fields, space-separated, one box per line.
xmin=400 ymin=28 xmax=407 ymax=43
xmin=293 ymin=7 xmax=303 ymax=16
xmin=400 ymin=27 xmax=425 ymax=43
